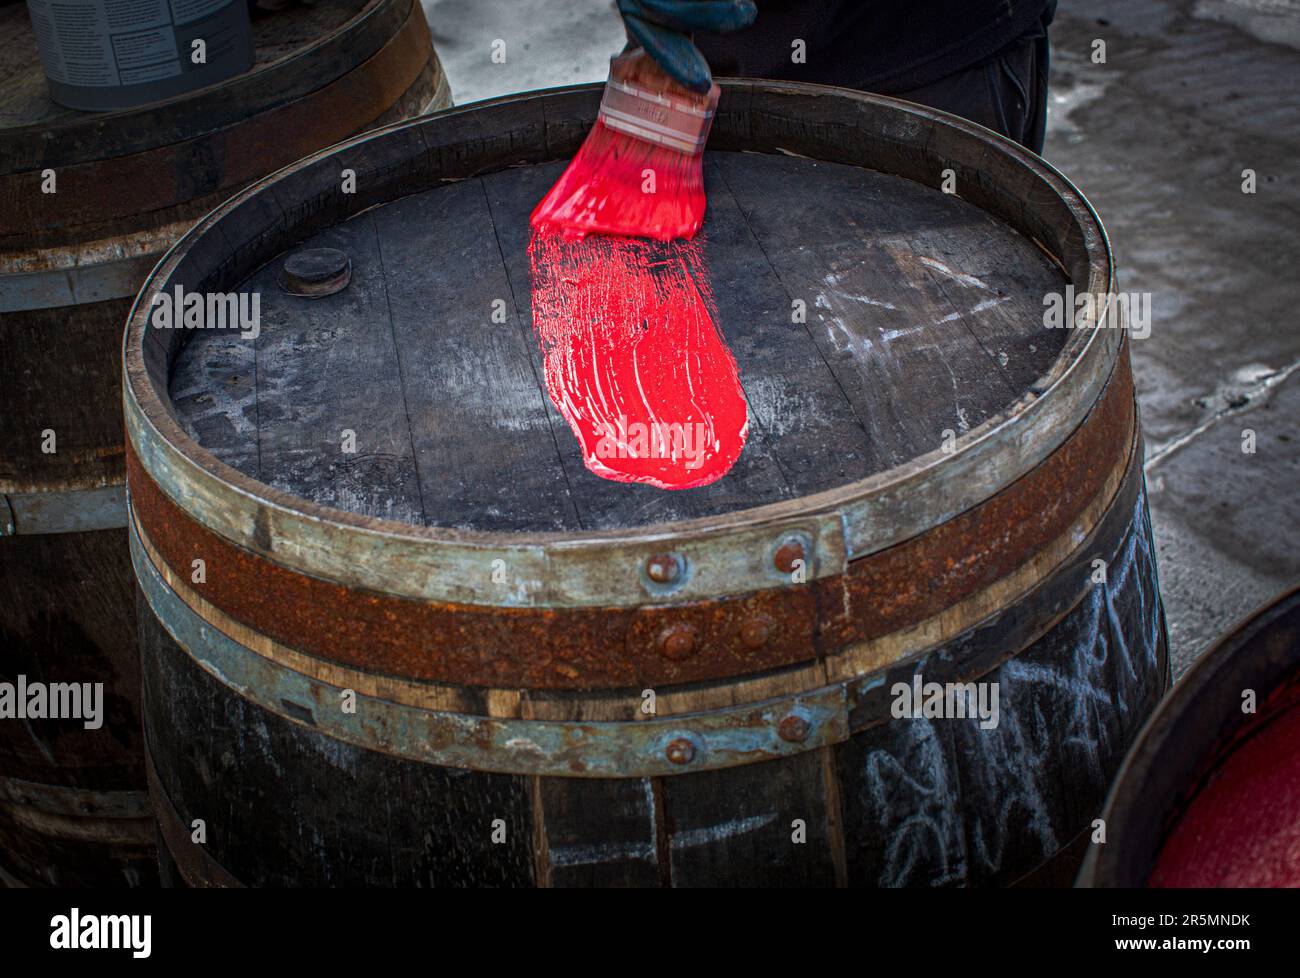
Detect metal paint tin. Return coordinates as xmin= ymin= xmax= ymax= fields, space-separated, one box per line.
xmin=24 ymin=0 xmax=252 ymax=111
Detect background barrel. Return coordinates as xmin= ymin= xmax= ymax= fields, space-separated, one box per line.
xmin=125 ymin=81 xmax=1168 ymax=887
xmin=0 ymin=0 xmax=450 ymax=887
xmin=1078 ymin=585 xmax=1300 ymax=888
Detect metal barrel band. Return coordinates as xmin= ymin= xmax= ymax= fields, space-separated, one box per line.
xmin=0 ymin=251 xmax=161 ymax=312
xmin=832 ymin=419 xmax=1144 ymax=700
xmin=128 ymin=434 xmax=1142 ymax=726
xmin=1 ymin=484 xmax=127 ymax=536
xmin=132 ymin=513 xmax=849 ymax=778
xmin=125 ymin=443 xmax=822 ymax=689
xmin=130 ymin=446 xmax=1148 ymax=778
xmin=0 ymin=775 xmax=151 ymax=819
xmin=0 ymin=776 xmax=153 ymax=846
xmin=145 ymin=748 xmax=243 ymax=888
xmin=123 ymin=351 xmax=1132 ymax=691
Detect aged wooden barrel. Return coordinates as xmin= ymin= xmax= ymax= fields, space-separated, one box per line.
xmin=125 ymin=82 xmax=1169 ymax=887
xmin=0 ymin=0 xmax=449 ymax=887
xmin=1079 ymin=585 xmax=1300 ymax=888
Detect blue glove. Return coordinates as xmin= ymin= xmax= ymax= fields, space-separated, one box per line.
xmin=617 ymin=0 xmax=757 ymax=94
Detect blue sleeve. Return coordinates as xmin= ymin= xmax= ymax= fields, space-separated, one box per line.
xmin=617 ymin=0 xmax=758 ymax=93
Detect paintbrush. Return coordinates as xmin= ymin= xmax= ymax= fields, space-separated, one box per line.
xmin=530 ymin=48 xmax=720 ymax=242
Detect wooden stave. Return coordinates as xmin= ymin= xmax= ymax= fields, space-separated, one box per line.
xmin=1077 ymin=584 xmax=1300 ymax=888
xmin=137 ymin=449 xmax=1166 ymax=886
xmin=0 ymin=297 xmax=130 ymax=496
xmin=122 ymin=82 xmax=1121 ymax=614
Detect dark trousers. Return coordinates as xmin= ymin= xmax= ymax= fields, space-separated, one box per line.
xmin=891 ymin=10 xmax=1053 ymax=154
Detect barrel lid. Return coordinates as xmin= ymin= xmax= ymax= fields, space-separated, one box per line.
xmin=123 ymin=82 xmax=1121 ymax=610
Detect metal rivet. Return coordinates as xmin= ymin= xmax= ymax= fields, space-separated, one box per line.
xmin=773 ymin=537 xmax=807 ymax=575
xmin=645 ymin=553 xmax=680 ymax=586
xmin=778 ymin=715 xmax=812 ymax=743
xmin=658 ymin=623 xmax=697 ymax=661
xmin=665 ymin=737 xmax=696 ymax=765
xmin=278 ymin=247 xmax=352 ymax=297
xmin=739 ymin=617 xmax=771 ymax=649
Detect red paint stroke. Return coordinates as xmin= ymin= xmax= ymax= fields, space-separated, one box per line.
xmin=1150 ymin=699 xmax=1300 ymax=887
xmin=529 ymin=120 xmax=708 ymax=242
xmin=527 ymin=229 xmax=748 ymax=490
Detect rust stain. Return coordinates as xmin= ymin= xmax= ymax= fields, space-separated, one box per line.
xmin=818 ymin=355 xmax=1135 ymax=645
xmin=127 ymin=448 xmax=819 ymax=689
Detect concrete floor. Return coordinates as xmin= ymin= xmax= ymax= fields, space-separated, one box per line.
xmin=422 ymin=0 xmax=1299 ymax=676
xmin=1046 ymin=0 xmax=1300 ymax=674
xmin=423 ymin=0 xmax=625 ymax=104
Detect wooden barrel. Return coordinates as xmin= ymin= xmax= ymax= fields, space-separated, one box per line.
xmin=124 ymin=82 xmax=1169 ymax=887
xmin=1079 ymin=585 xmax=1300 ymax=888
xmin=0 ymin=0 xmax=449 ymax=887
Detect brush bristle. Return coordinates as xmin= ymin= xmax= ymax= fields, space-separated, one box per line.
xmin=530 ymin=120 xmax=707 ymax=242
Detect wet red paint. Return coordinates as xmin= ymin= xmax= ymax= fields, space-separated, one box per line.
xmin=1149 ymin=699 xmax=1300 ymax=887
xmin=529 ymin=120 xmax=709 ymax=242
xmin=527 ymin=230 xmax=748 ymax=490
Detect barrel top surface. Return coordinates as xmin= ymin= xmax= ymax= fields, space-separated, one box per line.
xmin=0 ymin=0 xmax=379 ymax=143
xmin=125 ymin=83 xmax=1118 ymax=606
xmin=169 ymin=150 xmax=1066 ymax=532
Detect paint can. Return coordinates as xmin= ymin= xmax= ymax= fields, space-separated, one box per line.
xmin=123 ymin=81 xmax=1168 ymax=887
xmin=1078 ymin=584 xmax=1300 ymax=887
xmin=24 ymin=0 xmax=253 ymax=111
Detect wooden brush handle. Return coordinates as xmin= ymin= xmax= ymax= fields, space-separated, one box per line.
xmin=599 ymin=51 xmax=720 ymax=155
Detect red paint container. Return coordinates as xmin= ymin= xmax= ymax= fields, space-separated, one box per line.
xmin=1078 ymin=585 xmax=1300 ymax=888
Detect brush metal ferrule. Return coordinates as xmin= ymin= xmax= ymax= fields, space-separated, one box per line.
xmin=597 ymin=78 xmax=719 ymax=155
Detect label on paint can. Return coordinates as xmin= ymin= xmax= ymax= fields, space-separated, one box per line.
xmin=24 ymin=0 xmax=252 ymax=111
